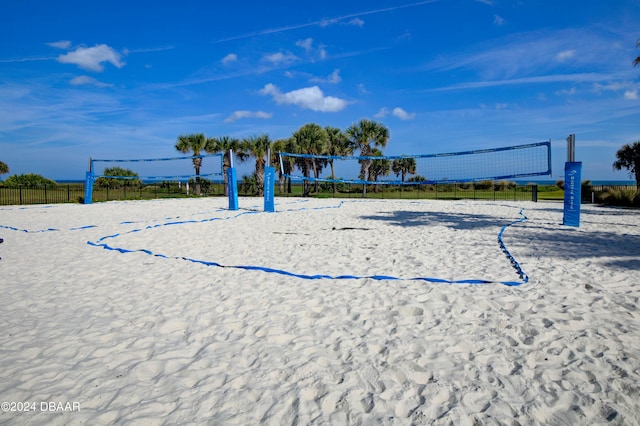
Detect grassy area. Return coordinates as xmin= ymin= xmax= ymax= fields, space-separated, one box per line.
xmin=273 ymin=183 xmax=545 ymax=202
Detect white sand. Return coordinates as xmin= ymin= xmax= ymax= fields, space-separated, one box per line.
xmin=1 ymin=197 xmax=639 ymax=425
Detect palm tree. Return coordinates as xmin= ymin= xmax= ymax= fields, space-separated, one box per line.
xmin=368 ymin=148 xmax=391 ymax=191
xmin=0 ymin=161 xmax=8 ymax=177
xmin=613 ymin=141 xmax=640 ymax=188
xmin=175 ymin=133 xmax=207 ymax=196
xmin=346 ymin=119 xmax=390 ymax=197
xmin=293 ymin=123 xmax=328 ymax=196
xmin=243 ymin=134 xmax=271 ymax=196
xmin=392 ymin=157 xmax=417 ymax=183
xmin=206 ymin=136 xmax=247 ymax=196
xmin=324 ymin=126 xmax=353 ymax=194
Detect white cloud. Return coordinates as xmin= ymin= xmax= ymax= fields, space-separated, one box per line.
xmin=262 ymin=51 xmax=298 ymax=66
xmin=374 ymin=107 xmax=389 ymax=118
xmin=310 ymin=69 xmax=341 ymax=84
xmin=70 ymin=75 xmax=113 ymax=88
xmin=57 ymin=44 xmax=124 ymax=72
xmin=423 ymin=29 xmax=616 ymax=81
xmin=556 ymin=87 xmax=578 ymax=96
xmin=221 ymin=53 xmax=237 ymax=65
xmin=493 ymin=15 xmax=504 ymax=26
xmin=260 ymin=83 xmax=348 ymax=112
xmin=593 ymin=81 xmax=633 ymax=93
xmin=624 ymin=90 xmax=638 ymax=100
xmin=375 ymin=106 xmax=415 ymax=120
xmin=224 ymin=110 xmax=272 ymax=123
xmin=555 ymin=49 xmax=576 ymax=62
xmin=348 ymin=18 xmax=365 ymax=27
xmin=296 ymin=38 xmax=314 ymax=52
xmin=392 ymin=107 xmax=416 ymax=120
xmin=318 ymin=46 xmax=328 ymax=60
xmin=357 ymin=84 xmax=370 ymax=95
xmin=319 ymin=18 xmax=340 ymax=28
xmin=296 ymin=38 xmax=327 ymax=60
xmin=47 ymin=40 xmax=72 ymax=49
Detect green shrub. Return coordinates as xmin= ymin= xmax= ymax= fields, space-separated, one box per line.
xmin=496 ymin=180 xmax=516 ymax=190
xmin=95 ymin=167 xmax=141 ymax=189
xmin=600 ymin=188 xmax=640 ymax=207
xmin=3 ymin=173 xmax=57 ymax=187
xmin=474 ymin=180 xmax=494 ymax=190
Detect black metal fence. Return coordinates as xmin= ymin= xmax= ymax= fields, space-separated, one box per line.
xmin=2 ymin=182 xmax=635 ymax=206
xmin=0 ymin=182 xmax=226 ymax=206
xmin=0 ymin=185 xmax=85 ymax=205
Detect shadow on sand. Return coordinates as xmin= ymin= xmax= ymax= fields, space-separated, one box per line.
xmin=359 ymin=210 xmax=515 ymax=231
xmin=361 ymin=208 xmax=640 ymax=272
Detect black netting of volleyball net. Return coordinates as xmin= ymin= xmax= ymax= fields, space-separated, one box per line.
xmin=278 ymin=142 xmax=551 ymax=185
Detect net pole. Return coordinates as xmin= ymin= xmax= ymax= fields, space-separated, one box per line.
xmin=264 ymin=146 xmax=275 ymax=212
xmin=227 ymin=149 xmax=238 ymax=210
xmin=566 ymin=134 xmax=575 ymax=162
xmin=563 ymin=134 xmax=581 ymax=227
xmin=83 ymin=157 xmax=94 ymax=204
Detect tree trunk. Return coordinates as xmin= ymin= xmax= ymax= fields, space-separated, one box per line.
xmin=312 ymin=158 xmax=319 ymax=193
xmin=193 ymin=157 xmax=202 ymax=196
xmin=256 ymin=164 xmax=265 ymax=196
xmin=330 ymin=161 xmax=336 ymax=194
xmin=223 ymin=154 xmax=230 ymax=197
xmin=361 ymin=162 xmax=371 ymax=198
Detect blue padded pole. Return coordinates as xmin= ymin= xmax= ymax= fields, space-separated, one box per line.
xmin=562 ymin=161 xmax=582 ymax=227
xmin=227 ymin=149 xmax=238 ymax=211
xmin=264 ymin=166 xmax=276 ymax=212
xmin=83 ymin=158 xmax=94 ymax=204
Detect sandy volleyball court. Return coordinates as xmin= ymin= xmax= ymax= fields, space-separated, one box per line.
xmin=1 ymin=197 xmax=639 ymax=424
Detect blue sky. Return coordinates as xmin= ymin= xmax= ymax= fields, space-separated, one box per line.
xmin=1 ymin=0 xmax=639 ymax=181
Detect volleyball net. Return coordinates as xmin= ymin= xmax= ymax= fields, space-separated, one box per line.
xmin=83 ymin=153 xmax=224 ymax=203
xmin=89 ymin=153 xmax=224 ymax=182
xmin=279 ymin=141 xmax=551 ymax=185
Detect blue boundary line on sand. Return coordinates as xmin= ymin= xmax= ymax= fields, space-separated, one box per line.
xmin=84 ymin=200 xmax=530 ymax=286
xmin=0 ymin=199 xmax=528 ymax=285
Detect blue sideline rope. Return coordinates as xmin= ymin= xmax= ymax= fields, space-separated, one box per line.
xmin=0 ymin=224 xmax=97 ymax=233
xmin=84 ymin=201 xmax=530 ymax=286
xmin=1 ymin=200 xmax=528 ymax=285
